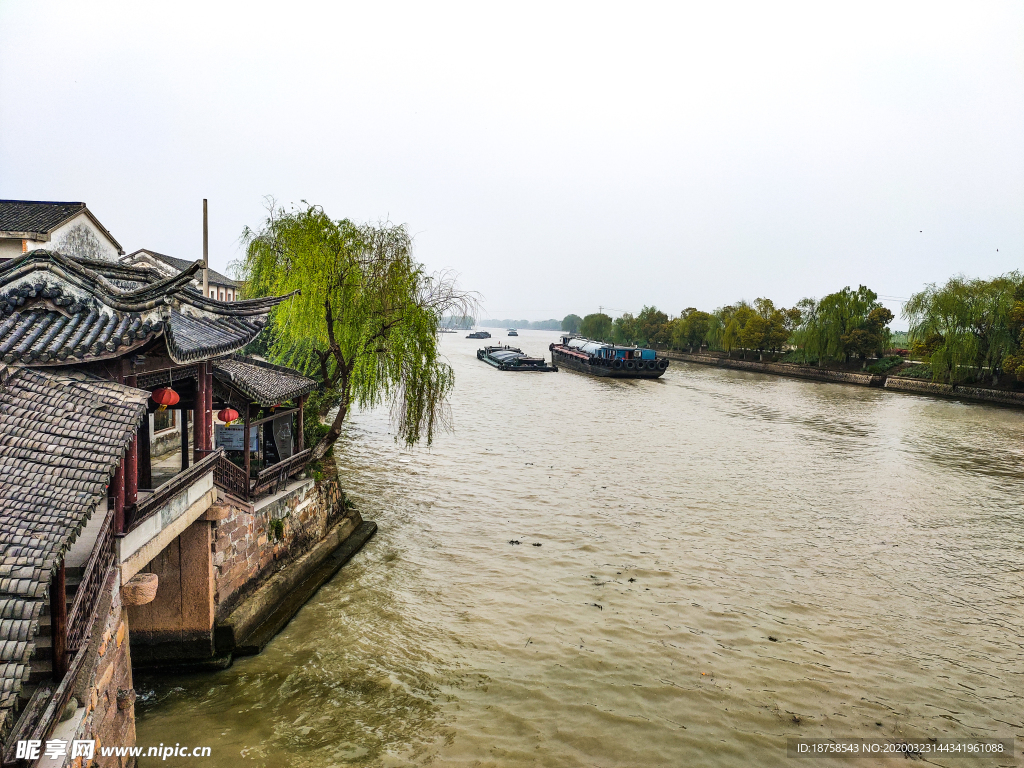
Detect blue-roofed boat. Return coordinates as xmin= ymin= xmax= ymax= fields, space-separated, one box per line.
xmin=477 ymin=345 xmax=557 ymax=372
xmin=549 ymin=335 xmax=668 ymax=378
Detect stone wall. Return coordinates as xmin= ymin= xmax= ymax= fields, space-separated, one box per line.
xmin=68 ymin=571 xmax=136 ymax=767
xmin=883 ymin=377 xmax=1024 ymax=406
xmin=665 ymin=352 xmax=885 ymax=386
xmin=212 ymin=471 xmax=348 ymax=622
xmin=126 ymin=470 xmax=351 ymax=668
xmin=667 ymin=351 xmax=1024 ymax=408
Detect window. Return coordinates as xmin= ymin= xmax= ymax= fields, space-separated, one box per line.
xmin=227 ymin=290 xmax=233 ymax=301
xmin=154 ymin=410 xmax=177 ymax=433
xmin=219 ymin=290 xmax=224 ymax=300
xmin=210 ymin=289 xmax=216 ymax=298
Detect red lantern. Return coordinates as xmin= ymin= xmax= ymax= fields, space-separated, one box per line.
xmin=218 ymin=407 xmax=240 ymax=425
xmin=151 ymin=387 xmax=179 ymax=411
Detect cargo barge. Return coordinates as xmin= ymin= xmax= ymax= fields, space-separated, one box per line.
xmin=549 ymin=335 xmax=668 ymax=378
xmin=477 ymin=345 xmax=557 ymax=372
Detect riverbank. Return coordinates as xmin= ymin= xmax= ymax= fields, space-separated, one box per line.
xmin=134 ymin=329 xmax=1024 ymax=767
xmin=664 ymin=350 xmax=1024 ymax=407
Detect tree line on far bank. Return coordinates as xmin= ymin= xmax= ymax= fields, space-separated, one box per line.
xmin=560 ymin=271 xmax=1024 ymax=386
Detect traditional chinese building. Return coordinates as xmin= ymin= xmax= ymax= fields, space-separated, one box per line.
xmin=0 ymin=250 xmax=373 ymax=766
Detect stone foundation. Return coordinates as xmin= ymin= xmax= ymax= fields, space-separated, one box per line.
xmin=668 ymin=351 xmax=1024 ymax=407
xmin=213 ymin=470 xmax=349 ymax=621
xmin=51 ymin=571 xmax=137 ymax=767
xmin=127 ymin=468 xmax=359 ymax=669
xmin=883 ymin=376 xmax=1024 ymax=406
xmin=665 ymin=352 xmax=885 ymax=386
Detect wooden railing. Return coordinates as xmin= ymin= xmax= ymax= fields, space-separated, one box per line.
xmin=126 ymin=449 xmax=223 ymax=532
xmin=251 ymin=449 xmax=312 ymax=498
xmin=66 ymin=506 xmax=116 ymax=654
xmin=214 ymin=453 xmax=250 ymax=501
xmin=4 ymin=521 xmax=117 ymax=764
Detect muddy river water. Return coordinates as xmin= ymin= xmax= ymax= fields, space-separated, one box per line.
xmin=137 ymin=330 xmax=1024 ymax=767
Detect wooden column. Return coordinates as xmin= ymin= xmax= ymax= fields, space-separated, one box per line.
xmin=181 ymin=410 xmax=190 ymax=470
xmin=206 ymin=365 xmax=214 ymax=450
xmin=297 ymin=395 xmax=305 ymax=452
xmin=243 ymin=403 xmax=251 ymax=488
xmin=193 ymin=363 xmax=206 ymax=463
xmin=124 ymin=374 xmax=138 ymax=506
xmin=112 ymin=460 xmax=125 ymax=535
xmin=138 ymin=413 xmax=152 ymax=490
xmin=51 ymin=564 xmax=67 ymax=679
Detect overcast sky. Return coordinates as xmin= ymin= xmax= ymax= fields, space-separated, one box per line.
xmin=2 ymin=2 xmax=1021 ymax=324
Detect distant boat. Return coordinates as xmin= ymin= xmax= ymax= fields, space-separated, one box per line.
xmin=549 ymin=335 xmax=668 ymax=379
xmin=477 ymin=345 xmax=556 ymax=372
xmin=507 ymin=328 xmax=519 ymax=336
xmin=440 ymin=328 xmax=457 ymax=334
xmin=467 ymin=330 xmax=492 ymax=339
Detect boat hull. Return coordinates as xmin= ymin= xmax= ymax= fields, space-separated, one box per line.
xmin=551 ymin=348 xmax=667 ymax=379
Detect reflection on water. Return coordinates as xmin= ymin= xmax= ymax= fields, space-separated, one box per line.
xmin=137 ymin=330 xmax=1024 ymax=767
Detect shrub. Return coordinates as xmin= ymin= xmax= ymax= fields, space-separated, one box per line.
xmin=866 ymin=356 xmax=904 ymax=374
xmin=895 ymin=364 xmax=932 ymax=379
xmin=304 ymin=420 xmax=333 ymax=458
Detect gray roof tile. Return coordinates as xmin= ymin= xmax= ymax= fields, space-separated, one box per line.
xmin=0 ymin=367 xmax=147 ymax=740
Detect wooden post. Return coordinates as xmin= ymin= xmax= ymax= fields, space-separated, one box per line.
xmin=112 ymin=460 xmax=125 ymax=535
xmin=243 ymin=403 xmax=251 ymax=498
xmin=125 ymin=375 xmax=138 ymax=506
xmin=194 ymin=362 xmax=206 ymax=463
xmin=51 ymin=564 xmax=67 ymax=679
xmin=202 ymin=198 xmax=209 ymax=298
xmin=206 ymin=366 xmax=214 ymax=450
xmin=297 ymin=395 xmax=305 ymax=452
xmin=138 ymin=413 xmax=152 ymax=490
xmin=181 ymin=409 xmax=190 ymax=470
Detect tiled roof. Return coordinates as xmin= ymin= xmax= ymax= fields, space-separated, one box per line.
xmin=213 ymin=356 xmax=318 ymax=407
xmin=165 ymin=311 xmax=266 ymax=363
xmin=0 ymin=251 xmax=294 ymax=366
xmin=0 ymin=366 xmax=147 ymax=740
xmin=124 ymin=250 xmax=238 ymax=288
xmin=0 ymin=201 xmax=85 ymax=236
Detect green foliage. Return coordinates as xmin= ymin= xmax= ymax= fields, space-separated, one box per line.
xmin=866 ymin=355 xmax=904 ymax=374
xmin=903 ymin=273 xmax=1024 ymax=383
xmin=794 ymin=286 xmax=890 ymax=364
xmin=268 ymin=517 xmax=286 ymax=541
xmin=480 ymin=318 xmax=561 ymax=330
xmin=441 ymin=315 xmax=475 ymax=330
xmin=561 ymin=314 xmax=582 ymax=334
xmin=304 ymin=418 xmax=333 ymax=459
xmin=610 ymin=306 xmax=669 ymax=346
xmin=895 ymin=364 xmax=933 ymax=379
xmin=737 ymin=298 xmax=800 ymax=354
xmin=238 ymin=201 xmax=473 ymax=455
xmin=672 ymin=308 xmax=711 ymax=351
xmin=580 ymin=312 xmax=613 ymax=341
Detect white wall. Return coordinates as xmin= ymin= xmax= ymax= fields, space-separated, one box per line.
xmin=0 ymin=239 xmax=23 ymax=260
xmin=48 ymin=213 xmax=120 ymax=261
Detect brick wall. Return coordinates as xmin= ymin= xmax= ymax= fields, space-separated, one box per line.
xmin=212 ymin=469 xmax=348 ymax=621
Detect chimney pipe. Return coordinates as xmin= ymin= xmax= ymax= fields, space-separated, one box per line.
xmin=202 ymin=198 xmax=209 ymax=298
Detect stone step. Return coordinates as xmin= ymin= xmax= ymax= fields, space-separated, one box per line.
xmin=27 ymin=658 xmax=52 ymax=684
xmin=31 ymin=633 xmax=52 ymax=661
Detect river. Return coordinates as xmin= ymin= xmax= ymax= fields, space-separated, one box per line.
xmin=136 ymin=329 xmax=1024 ymax=767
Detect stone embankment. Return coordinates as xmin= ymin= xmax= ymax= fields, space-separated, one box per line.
xmin=665 ymin=351 xmax=1024 ymax=408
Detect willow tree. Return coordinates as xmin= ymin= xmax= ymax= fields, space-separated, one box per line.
xmin=795 ymin=286 xmax=887 ymax=365
xmin=904 ymin=273 xmax=1024 ymax=384
xmin=239 ymin=203 xmax=474 ymax=457
xmin=580 ymin=312 xmax=613 ymax=341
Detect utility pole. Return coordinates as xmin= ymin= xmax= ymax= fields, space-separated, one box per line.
xmin=202 ymin=199 xmax=210 ymax=298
